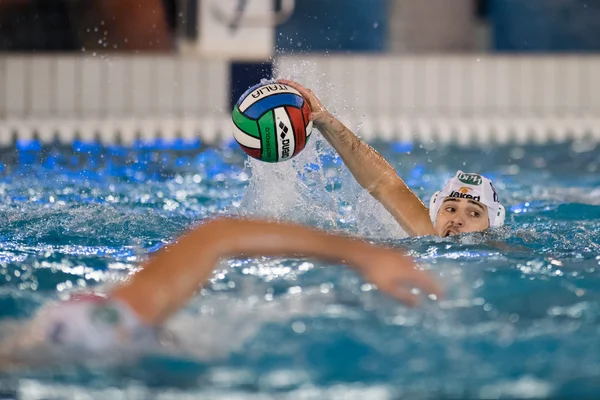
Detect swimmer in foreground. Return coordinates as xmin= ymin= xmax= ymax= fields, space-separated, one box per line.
xmin=279 ymin=79 xmax=506 ymax=237
xmin=0 ymin=217 xmax=442 ymax=369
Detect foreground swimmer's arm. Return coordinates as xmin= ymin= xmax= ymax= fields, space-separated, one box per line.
xmin=279 ymin=79 xmax=434 ymax=237
xmin=0 ymin=218 xmax=441 ymax=370
xmin=112 ymin=217 xmax=443 ymax=326
xmin=0 ymin=218 xmax=442 ymax=369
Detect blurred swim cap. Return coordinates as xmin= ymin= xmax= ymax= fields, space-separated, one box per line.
xmin=429 ymin=171 xmax=505 ymax=228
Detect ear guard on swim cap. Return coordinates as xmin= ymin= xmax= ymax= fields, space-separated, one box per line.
xmin=429 ymin=190 xmax=442 ymax=225
xmin=428 ymin=171 xmax=505 ymax=228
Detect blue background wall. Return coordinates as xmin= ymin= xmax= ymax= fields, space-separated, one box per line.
xmin=491 ymin=0 xmax=600 ymax=52
xmin=275 ymin=0 xmax=388 ymax=52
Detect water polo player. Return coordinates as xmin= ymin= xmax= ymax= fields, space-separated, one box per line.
xmin=0 ymin=217 xmax=441 ymax=369
xmin=279 ymin=79 xmax=506 ymax=237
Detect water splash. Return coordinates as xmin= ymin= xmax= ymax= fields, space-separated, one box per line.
xmin=236 ymin=60 xmax=407 ymax=238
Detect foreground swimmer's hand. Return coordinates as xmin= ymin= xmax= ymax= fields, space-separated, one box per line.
xmin=278 ymin=79 xmax=337 ymax=131
xmin=354 ymin=249 xmax=442 ymax=306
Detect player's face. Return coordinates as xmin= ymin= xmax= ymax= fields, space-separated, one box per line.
xmin=434 ymin=198 xmax=490 ymax=236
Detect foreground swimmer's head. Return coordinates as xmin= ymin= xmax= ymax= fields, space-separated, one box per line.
xmin=429 ymin=171 xmax=505 ymax=237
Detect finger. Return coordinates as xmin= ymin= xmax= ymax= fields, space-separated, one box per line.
xmin=278 ymin=79 xmax=313 ymax=101
xmin=376 ymin=280 xmax=419 ymax=307
xmin=278 ymin=79 xmax=303 ymax=92
xmin=404 ymin=269 xmax=444 ymax=299
xmin=309 ymin=112 xmax=316 ymax=121
xmin=278 ymin=78 xmax=300 ymax=87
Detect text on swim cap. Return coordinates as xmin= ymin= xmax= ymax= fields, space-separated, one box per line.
xmin=449 ymin=191 xmax=481 ymax=202
xmin=457 ymin=173 xmax=482 ymax=185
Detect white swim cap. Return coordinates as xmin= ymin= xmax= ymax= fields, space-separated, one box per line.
xmin=429 ymin=170 xmax=505 ymax=228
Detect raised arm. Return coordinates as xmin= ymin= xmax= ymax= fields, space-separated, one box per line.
xmin=111 ymin=217 xmax=442 ymax=326
xmin=279 ymin=79 xmax=435 ymax=237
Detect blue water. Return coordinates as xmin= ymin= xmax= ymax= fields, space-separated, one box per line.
xmin=1 ymin=137 xmax=600 ymax=399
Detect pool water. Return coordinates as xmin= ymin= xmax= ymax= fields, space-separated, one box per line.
xmin=1 ymin=135 xmax=600 ymax=399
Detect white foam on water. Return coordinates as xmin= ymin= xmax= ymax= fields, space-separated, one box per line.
xmin=161 ymin=284 xmax=340 ymax=361
xmin=533 ymin=186 xmax=600 ymax=205
xmin=15 ymin=379 xmax=395 ymax=400
xmin=478 ymin=376 xmax=554 ymax=399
